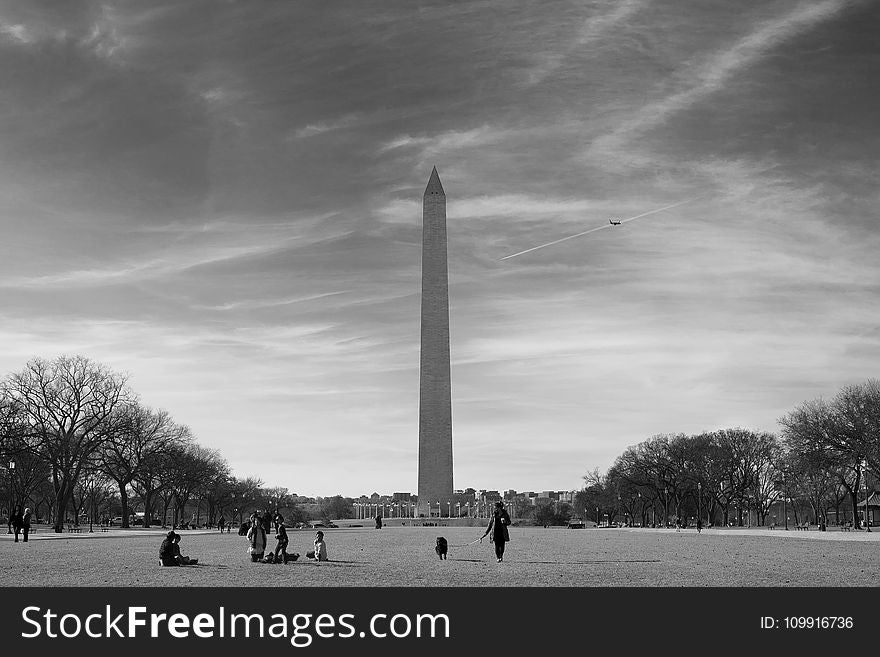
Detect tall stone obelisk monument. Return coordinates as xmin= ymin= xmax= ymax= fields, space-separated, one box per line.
xmin=417 ymin=166 xmax=453 ymax=517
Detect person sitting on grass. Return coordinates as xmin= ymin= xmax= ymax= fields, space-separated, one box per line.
xmin=306 ymin=530 xmax=328 ymax=561
xmin=159 ymin=531 xmax=198 ymax=566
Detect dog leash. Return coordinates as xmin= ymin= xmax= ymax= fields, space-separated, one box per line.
xmin=445 ymin=537 xmax=484 ymax=548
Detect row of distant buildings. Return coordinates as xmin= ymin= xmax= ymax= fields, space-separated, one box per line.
xmin=356 ymin=488 xmax=577 ymax=504
xmin=351 ymin=489 xmax=578 ymax=517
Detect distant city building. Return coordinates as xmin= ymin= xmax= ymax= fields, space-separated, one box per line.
xmin=481 ymin=490 xmax=502 ymax=503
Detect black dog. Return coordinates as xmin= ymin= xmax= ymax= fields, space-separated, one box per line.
xmin=435 ymin=536 xmax=448 ymax=560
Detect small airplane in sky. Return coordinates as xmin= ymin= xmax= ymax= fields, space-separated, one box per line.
xmin=499 ymin=197 xmax=698 ymax=261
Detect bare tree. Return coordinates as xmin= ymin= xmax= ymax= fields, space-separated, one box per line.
xmin=101 ymin=404 xmax=179 ymax=528
xmin=779 ymin=385 xmax=876 ymax=529
xmin=2 ymin=356 xmax=130 ymax=532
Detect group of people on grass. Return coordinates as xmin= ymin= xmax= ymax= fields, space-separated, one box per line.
xmin=244 ymin=510 xmax=328 ymax=564
xmin=159 ymin=508 xmax=328 ymax=567
xmin=158 ymin=500 xmax=511 ymax=568
xmin=7 ymin=506 xmax=32 ymax=543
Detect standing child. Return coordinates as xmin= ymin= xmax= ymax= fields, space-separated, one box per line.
xmin=274 ymin=523 xmax=298 ymax=563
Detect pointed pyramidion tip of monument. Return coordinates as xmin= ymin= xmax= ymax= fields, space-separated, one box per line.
xmin=424 ymin=166 xmax=445 ymax=197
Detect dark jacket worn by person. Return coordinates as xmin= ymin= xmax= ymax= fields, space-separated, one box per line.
xmin=159 ymin=538 xmax=179 ymax=566
xmin=486 ymin=509 xmax=511 ymax=543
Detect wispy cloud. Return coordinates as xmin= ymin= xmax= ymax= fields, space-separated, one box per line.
xmin=526 ymin=0 xmax=649 ymax=84
xmin=292 ymin=113 xmax=361 ymax=139
xmin=195 ymin=291 xmax=351 ymax=312
xmin=0 ymin=21 xmax=34 ymax=45
xmin=588 ymin=0 xmax=852 ymax=156
xmin=376 ymin=193 xmax=607 ymax=225
xmin=378 ymin=125 xmax=505 ymax=154
xmin=0 ymin=239 xmax=300 ymax=290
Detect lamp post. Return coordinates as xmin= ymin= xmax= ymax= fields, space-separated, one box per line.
xmin=7 ymin=460 xmax=15 ymax=534
xmin=88 ymin=478 xmax=95 ymax=533
xmin=782 ymin=473 xmax=788 ymax=530
xmin=447 ymin=501 xmax=451 ymax=518
xmin=596 ymin=506 xmax=600 ymax=528
xmin=697 ymin=482 xmax=702 ymax=529
xmin=864 ymin=460 xmax=871 ymax=532
xmin=664 ymin=486 xmax=668 ymax=528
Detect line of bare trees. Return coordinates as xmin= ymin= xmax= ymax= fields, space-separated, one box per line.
xmin=0 ymin=355 xmax=299 ymax=532
xmin=575 ymin=380 xmax=880 ymax=529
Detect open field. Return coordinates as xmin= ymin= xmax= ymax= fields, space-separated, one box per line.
xmin=2 ymin=526 xmax=878 ymax=586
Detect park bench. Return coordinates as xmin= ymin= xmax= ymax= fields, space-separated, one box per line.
xmin=65 ymin=523 xmax=81 ymax=533
xmin=795 ymin=522 xmax=809 ymax=531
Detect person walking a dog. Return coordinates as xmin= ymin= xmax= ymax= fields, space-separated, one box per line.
xmin=481 ymin=501 xmax=511 ymax=562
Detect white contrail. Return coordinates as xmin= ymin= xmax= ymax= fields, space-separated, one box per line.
xmin=499 ymin=198 xmax=695 ymax=261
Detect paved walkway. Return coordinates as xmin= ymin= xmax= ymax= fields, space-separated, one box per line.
xmin=613 ymin=526 xmax=880 ymax=541
xmin=4 ymin=524 xmax=878 ymax=543
xmin=0 ymin=526 xmax=227 ymax=541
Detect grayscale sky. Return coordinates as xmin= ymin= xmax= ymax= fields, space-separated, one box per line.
xmin=1 ymin=0 xmax=878 ymax=497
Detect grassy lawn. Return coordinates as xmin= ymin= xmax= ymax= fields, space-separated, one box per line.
xmin=2 ymin=526 xmax=878 ymax=586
